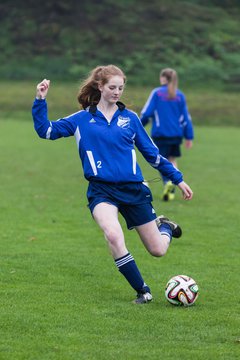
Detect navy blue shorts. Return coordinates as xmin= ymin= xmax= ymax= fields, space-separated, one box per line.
xmin=153 ymin=138 xmax=181 ymax=158
xmin=87 ymin=181 xmax=157 ymax=229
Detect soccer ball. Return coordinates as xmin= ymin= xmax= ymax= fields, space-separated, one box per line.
xmin=165 ymin=275 xmax=199 ymax=306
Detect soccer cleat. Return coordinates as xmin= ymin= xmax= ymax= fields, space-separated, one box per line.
xmin=156 ymin=215 xmax=182 ymax=238
xmin=162 ymin=181 xmax=175 ymax=201
xmin=168 ymin=192 xmax=175 ymax=201
xmin=133 ymin=292 xmax=153 ymax=304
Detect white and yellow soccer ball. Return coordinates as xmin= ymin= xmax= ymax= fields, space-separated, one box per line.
xmin=165 ymin=275 xmax=199 ymax=306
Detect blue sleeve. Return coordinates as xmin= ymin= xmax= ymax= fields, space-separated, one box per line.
xmin=140 ymin=90 xmax=157 ymax=127
xmin=32 ymin=99 xmax=76 ymax=140
xmin=133 ymin=114 xmax=183 ymax=185
xmin=181 ymin=94 xmax=194 ymax=140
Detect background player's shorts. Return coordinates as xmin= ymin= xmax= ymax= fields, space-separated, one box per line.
xmin=153 ymin=137 xmax=181 ymax=158
xmin=87 ymin=181 xmax=157 ymax=229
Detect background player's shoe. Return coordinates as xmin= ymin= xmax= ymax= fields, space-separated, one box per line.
xmin=133 ymin=292 xmax=153 ymax=304
xmin=162 ymin=181 xmax=175 ymax=201
xmin=156 ymin=215 xmax=182 ymax=238
xmin=168 ymin=192 xmax=175 ymax=201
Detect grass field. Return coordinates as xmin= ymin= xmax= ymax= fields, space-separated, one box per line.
xmin=0 ymin=86 xmax=240 ymax=359
xmin=0 ymin=81 xmax=239 ymax=127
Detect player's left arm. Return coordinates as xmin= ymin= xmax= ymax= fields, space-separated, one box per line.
xmin=133 ymin=114 xmax=193 ymax=200
xmin=181 ymin=94 xmax=194 ymax=148
xmin=140 ymin=90 xmax=157 ymax=126
xmin=133 ymin=114 xmax=183 ymax=185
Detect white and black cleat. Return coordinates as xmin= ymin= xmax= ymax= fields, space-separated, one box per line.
xmin=156 ymin=215 xmax=182 ymax=238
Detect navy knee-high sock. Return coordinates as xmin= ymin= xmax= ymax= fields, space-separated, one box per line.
xmin=115 ymin=253 xmax=150 ymax=294
xmin=159 ymin=223 xmax=172 ymax=241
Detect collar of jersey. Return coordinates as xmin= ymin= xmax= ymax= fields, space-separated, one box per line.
xmin=89 ymin=101 xmax=125 ymax=114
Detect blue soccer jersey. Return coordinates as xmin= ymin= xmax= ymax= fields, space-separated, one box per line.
xmin=140 ymin=85 xmax=194 ymax=140
xmin=32 ymin=99 xmax=183 ymax=185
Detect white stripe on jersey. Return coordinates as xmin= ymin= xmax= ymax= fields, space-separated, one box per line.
xmin=154 ymin=110 xmax=160 ymax=127
xmin=131 ymin=149 xmax=137 ymax=175
xmin=58 ymin=110 xmax=84 ymax=120
xmin=150 ymin=154 xmax=161 ymax=168
xmin=46 ymin=122 xmax=52 ymax=139
xmin=86 ymin=151 xmax=98 ymax=176
xmin=74 ymin=126 xmax=81 ymax=147
xmin=141 ymin=90 xmax=155 ymax=114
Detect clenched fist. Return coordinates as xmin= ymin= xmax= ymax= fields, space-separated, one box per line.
xmin=36 ymin=79 xmax=50 ymax=100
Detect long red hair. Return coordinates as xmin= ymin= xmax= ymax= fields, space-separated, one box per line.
xmin=77 ymin=65 xmax=126 ymax=109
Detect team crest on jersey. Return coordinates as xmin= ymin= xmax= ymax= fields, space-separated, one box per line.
xmin=117 ymin=116 xmax=130 ymax=129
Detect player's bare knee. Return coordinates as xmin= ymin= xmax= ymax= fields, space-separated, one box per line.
xmin=104 ymin=228 xmax=121 ymax=246
xmin=149 ymin=246 xmax=167 ymax=257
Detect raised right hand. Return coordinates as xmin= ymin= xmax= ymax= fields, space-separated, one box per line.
xmin=36 ymin=79 xmax=50 ymax=99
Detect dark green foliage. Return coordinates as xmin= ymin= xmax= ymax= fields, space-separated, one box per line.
xmin=0 ymin=0 xmax=240 ymax=87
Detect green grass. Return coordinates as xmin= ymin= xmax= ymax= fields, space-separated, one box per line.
xmin=0 ymin=112 xmax=239 ymax=359
xmin=0 ymin=81 xmax=240 ymax=126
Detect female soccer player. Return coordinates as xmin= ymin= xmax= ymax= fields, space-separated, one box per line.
xmin=140 ymin=68 xmax=194 ymax=201
xmin=32 ymin=65 xmax=193 ymax=304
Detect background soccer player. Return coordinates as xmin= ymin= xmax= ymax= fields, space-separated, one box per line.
xmin=140 ymin=68 xmax=194 ymax=201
